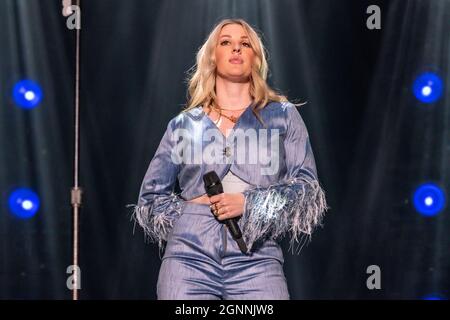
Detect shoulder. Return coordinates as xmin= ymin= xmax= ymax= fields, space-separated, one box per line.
xmin=165 ymin=106 xmax=202 ymax=130
xmin=261 ymin=100 xmax=303 ymax=123
xmin=262 ymin=100 xmax=297 ymax=112
xmin=267 ymin=101 xmax=309 ymax=137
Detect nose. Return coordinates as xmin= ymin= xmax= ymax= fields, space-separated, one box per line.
xmin=232 ymin=44 xmax=241 ymax=53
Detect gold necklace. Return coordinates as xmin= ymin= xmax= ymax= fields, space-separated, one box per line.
xmin=214 ymin=104 xmax=248 ymax=111
xmin=209 ymin=102 xmax=248 ymax=123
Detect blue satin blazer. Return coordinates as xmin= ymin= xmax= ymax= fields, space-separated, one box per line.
xmin=133 ymin=101 xmax=328 ymax=252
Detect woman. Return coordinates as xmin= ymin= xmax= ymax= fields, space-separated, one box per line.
xmin=133 ymin=18 xmax=328 ymax=300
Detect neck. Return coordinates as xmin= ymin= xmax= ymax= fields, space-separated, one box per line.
xmin=215 ymin=74 xmax=253 ymax=110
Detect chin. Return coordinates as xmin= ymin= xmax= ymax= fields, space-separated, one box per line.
xmin=217 ymin=70 xmax=250 ymax=82
xmin=228 ymin=75 xmax=251 ymax=83
xmin=227 ymin=70 xmax=251 ymax=77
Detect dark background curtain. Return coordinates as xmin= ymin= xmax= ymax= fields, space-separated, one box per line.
xmin=0 ymin=0 xmax=448 ymax=299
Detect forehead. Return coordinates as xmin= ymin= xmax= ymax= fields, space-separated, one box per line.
xmin=219 ymin=24 xmax=248 ymax=37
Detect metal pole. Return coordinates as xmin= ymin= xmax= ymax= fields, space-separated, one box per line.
xmin=68 ymin=0 xmax=82 ymax=301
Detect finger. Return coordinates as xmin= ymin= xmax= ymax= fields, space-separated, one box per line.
xmin=216 ymin=206 xmax=226 ymax=219
xmin=210 ymin=204 xmax=218 ymax=214
xmin=218 ymin=211 xmax=232 ymax=220
xmin=209 ymin=195 xmax=221 ymax=204
xmin=219 ymin=209 xmax=242 ymax=220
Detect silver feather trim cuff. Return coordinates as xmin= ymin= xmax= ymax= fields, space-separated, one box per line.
xmin=130 ymin=192 xmax=184 ymax=249
xmin=240 ymin=175 xmax=328 ymax=253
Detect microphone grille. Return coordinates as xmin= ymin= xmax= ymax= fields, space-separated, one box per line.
xmin=203 ymin=171 xmax=220 ymax=187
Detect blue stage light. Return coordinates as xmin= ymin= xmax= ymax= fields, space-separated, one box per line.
xmin=12 ymin=79 xmax=43 ymax=109
xmin=422 ymin=293 xmax=447 ymax=300
xmin=413 ymin=72 xmax=443 ymax=103
xmin=413 ymin=183 xmax=446 ymax=217
xmin=8 ymin=188 xmax=40 ymax=219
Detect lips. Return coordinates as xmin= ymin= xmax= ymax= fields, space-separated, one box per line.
xmin=229 ymin=57 xmax=243 ymax=64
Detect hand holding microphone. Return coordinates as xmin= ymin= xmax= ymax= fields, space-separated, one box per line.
xmin=203 ymin=171 xmax=248 ymax=254
xmin=209 ymin=193 xmax=245 ymax=221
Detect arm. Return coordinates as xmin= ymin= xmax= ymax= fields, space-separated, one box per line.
xmin=131 ymin=119 xmax=185 ymax=249
xmin=240 ymin=104 xmax=329 ymax=253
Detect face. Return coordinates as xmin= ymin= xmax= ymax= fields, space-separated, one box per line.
xmin=215 ymin=24 xmax=255 ymax=82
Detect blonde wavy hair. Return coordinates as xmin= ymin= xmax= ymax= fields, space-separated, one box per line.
xmin=181 ymin=18 xmax=301 ymax=125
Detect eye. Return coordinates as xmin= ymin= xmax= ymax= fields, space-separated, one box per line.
xmin=220 ymin=40 xmax=251 ymax=48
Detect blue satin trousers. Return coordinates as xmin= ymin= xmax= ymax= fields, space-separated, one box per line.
xmin=157 ymin=202 xmax=290 ymax=300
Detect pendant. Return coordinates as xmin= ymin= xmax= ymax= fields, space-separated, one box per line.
xmin=230 ymin=115 xmax=237 ymax=123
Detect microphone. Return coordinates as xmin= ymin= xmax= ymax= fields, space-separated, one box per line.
xmin=203 ymin=171 xmax=248 ymax=254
